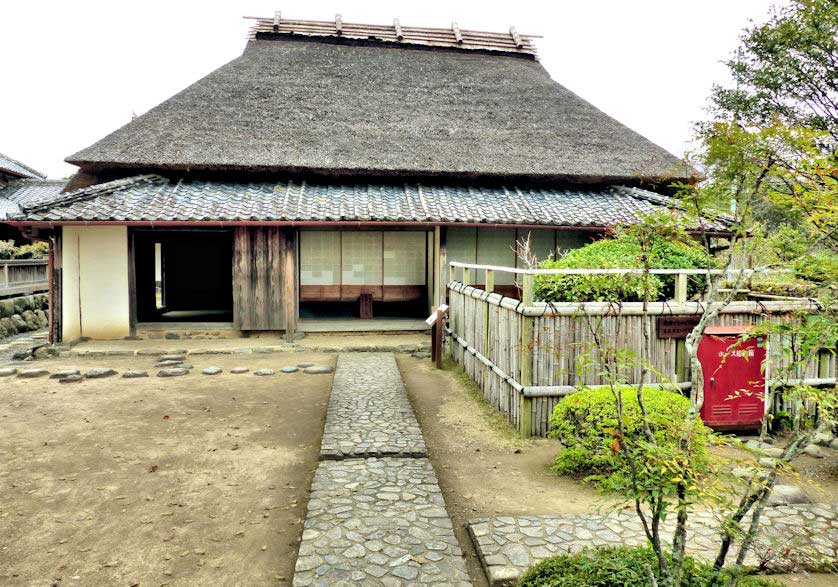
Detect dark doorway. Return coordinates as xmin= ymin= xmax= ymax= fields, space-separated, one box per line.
xmin=133 ymin=230 xmax=233 ymax=323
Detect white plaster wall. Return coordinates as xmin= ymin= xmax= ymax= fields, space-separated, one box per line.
xmin=61 ymin=226 xmax=130 ymax=340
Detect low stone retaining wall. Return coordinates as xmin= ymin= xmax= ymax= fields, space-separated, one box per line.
xmin=0 ymin=293 xmax=48 ymax=339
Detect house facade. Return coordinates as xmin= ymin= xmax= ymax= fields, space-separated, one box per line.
xmin=8 ymin=16 xmax=705 ymax=342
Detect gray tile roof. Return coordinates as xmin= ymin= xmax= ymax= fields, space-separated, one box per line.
xmin=16 ymin=175 xmax=729 ymax=231
xmin=0 ymin=152 xmax=45 ymax=179
xmin=0 ymin=178 xmax=68 ymax=219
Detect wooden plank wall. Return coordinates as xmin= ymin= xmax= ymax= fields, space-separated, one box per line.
xmin=233 ymin=227 xmax=289 ymax=331
xmin=447 ymin=282 xmax=836 ymax=437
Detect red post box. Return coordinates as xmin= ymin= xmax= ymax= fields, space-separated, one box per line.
xmin=696 ymin=325 xmax=767 ymax=431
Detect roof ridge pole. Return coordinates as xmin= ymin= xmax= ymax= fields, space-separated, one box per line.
xmin=452 ymin=21 xmax=463 ymax=44
xmin=273 ymin=10 xmax=281 ymax=32
xmin=509 ymin=26 xmax=524 ymax=49
xmin=335 ymin=13 xmax=343 ymax=36
xmin=394 ymin=18 xmax=403 ymax=41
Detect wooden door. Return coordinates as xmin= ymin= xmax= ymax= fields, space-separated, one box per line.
xmin=233 ymin=227 xmax=292 ymax=330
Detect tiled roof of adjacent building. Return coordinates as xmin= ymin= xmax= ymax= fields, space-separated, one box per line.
xmin=0 ymin=152 xmax=45 ymax=179
xmin=0 ymin=178 xmax=68 ymax=220
xmin=14 ymin=175 xmax=729 ymax=231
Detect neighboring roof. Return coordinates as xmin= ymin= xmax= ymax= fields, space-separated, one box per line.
xmin=15 ymin=175 xmax=728 ymax=231
xmin=67 ymin=33 xmax=693 ymax=186
xmin=245 ymin=15 xmax=540 ymax=57
xmin=0 ymin=178 xmax=68 ymax=220
xmin=0 ymin=152 xmax=45 ymax=179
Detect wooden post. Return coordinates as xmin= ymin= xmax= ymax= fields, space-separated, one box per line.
xmin=462 ymin=267 xmax=472 ymax=286
xmin=435 ymin=307 xmax=444 ymax=369
xmin=485 ymin=269 xmax=495 ymax=293
xmin=674 ymin=272 xmax=688 ymax=383
xmin=519 ymin=272 xmax=534 ymax=436
xmin=283 ymin=230 xmax=297 ymax=342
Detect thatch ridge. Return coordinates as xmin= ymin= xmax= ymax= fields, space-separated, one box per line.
xmin=67 ymin=37 xmax=694 ymax=186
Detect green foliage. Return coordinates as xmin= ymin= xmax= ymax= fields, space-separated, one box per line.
xmin=519 ymin=546 xmax=781 ymax=587
xmin=0 ymin=240 xmax=49 ymax=260
xmin=533 ymin=230 xmax=712 ymax=303
xmin=548 ymin=387 xmax=711 ymax=485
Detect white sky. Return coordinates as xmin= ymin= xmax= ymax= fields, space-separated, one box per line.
xmin=1 ymin=0 xmax=783 ymax=179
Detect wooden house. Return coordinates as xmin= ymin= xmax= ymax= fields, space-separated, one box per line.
xmin=7 ymin=16 xmax=713 ymax=342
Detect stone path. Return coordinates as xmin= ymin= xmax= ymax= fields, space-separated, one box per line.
xmin=294 ymin=353 xmax=471 ymax=586
xmin=469 ymin=505 xmax=838 ymax=586
xmin=320 ymin=353 xmax=426 ymax=460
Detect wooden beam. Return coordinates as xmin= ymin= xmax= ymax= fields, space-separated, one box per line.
xmin=283 ymin=229 xmax=297 ymax=342
xmin=394 ymin=18 xmax=403 ymax=40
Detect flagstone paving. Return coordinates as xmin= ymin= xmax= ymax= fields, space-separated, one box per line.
xmin=468 ymin=505 xmax=838 ymax=586
xmin=294 ymin=353 xmax=471 ymax=586
xmin=319 ymin=353 xmax=427 ymax=460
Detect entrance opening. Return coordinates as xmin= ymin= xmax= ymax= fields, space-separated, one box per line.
xmin=298 ymin=230 xmax=430 ymax=323
xmin=133 ymin=230 xmax=234 ymax=323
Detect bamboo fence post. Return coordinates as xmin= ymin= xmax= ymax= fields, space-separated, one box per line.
xmin=520 ymin=272 xmax=534 ymax=436
xmin=674 ymin=272 xmax=689 ymax=382
xmin=462 ymin=267 xmax=472 ymax=286
xmin=485 ymin=269 xmax=495 ymax=294
xmin=483 ymin=270 xmax=494 ymax=389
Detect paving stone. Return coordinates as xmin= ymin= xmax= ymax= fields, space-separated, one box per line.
xmin=160 ymin=354 xmax=186 ymax=362
xmin=59 ymin=374 xmax=83 ymax=383
xmin=320 ymin=353 xmax=427 ymax=460
xmin=281 ymin=366 xmax=299 ymax=373
xmin=0 ymin=367 xmax=17 ymax=377
xmin=17 ymin=368 xmax=49 ymax=378
xmin=297 ymin=362 xmax=314 ymax=368
xmin=122 ymin=370 xmax=149 ymax=378
xmin=157 ymin=368 xmax=189 ymax=377
xmin=303 ymin=366 xmax=334 ymax=375
xmin=254 ymin=368 xmax=275 ymax=376
xmin=293 ymin=458 xmax=470 ymax=586
xmin=230 ymin=367 xmax=249 ymax=374
xmin=202 ymin=367 xmax=223 ymax=375
xmin=468 ymin=505 xmax=838 ymax=585
xmin=85 ymin=368 xmax=118 ymax=379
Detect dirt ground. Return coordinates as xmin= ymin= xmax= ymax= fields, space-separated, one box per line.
xmin=398 ymin=355 xmax=838 ymax=587
xmin=0 ymin=352 xmax=335 ymax=587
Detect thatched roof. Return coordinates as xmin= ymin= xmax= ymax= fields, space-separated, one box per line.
xmin=16 ymin=175 xmax=727 ymax=232
xmin=68 ymin=32 xmax=693 ymax=186
xmin=0 ymin=152 xmax=45 ymax=180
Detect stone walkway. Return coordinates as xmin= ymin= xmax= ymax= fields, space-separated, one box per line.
xmin=469 ymin=505 xmax=838 ymax=586
xmin=320 ymin=353 xmax=427 ymax=460
xmin=294 ymin=353 xmax=471 ymax=586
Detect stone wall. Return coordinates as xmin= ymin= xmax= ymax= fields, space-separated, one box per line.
xmin=0 ymin=293 xmax=48 ymax=339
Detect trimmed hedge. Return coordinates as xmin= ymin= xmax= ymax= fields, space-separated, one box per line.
xmin=0 ymin=240 xmax=49 ymax=260
xmin=533 ymin=233 xmax=713 ymax=302
xmin=548 ymin=386 xmax=710 ymax=480
xmin=519 ymin=546 xmax=781 ymax=587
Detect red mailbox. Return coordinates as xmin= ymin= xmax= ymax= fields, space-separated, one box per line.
xmin=696 ymin=326 xmax=767 ymax=431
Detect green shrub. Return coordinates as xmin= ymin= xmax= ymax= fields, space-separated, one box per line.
xmin=533 ymin=232 xmax=713 ymax=302
xmin=548 ymin=386 xmax=709 ymax=481
xmin=519 ymin=546 xmax=781 ymax=587
xmin=0 ymin=240 xmax=48 ymax=260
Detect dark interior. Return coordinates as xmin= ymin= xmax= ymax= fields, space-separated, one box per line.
xmin=133 ymin=229 xmax=234 ymax=323
xmin=299 ymin=299 xmax=428 ymax=320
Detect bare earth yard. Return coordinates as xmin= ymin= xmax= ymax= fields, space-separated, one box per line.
xmin=0 ymin=353 xmax=334 ymax=586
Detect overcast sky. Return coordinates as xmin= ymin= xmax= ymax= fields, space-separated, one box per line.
xmin=1 ymin=0 xmax=784 ymax=179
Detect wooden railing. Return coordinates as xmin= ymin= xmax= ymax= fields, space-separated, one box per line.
xmin=446 ymin=262 xmax=834 ymax=436
xmin=0 ymin=259 xmax=49 ymax=297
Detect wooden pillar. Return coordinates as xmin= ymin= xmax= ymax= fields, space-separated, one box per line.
xmin=519 ymin=272 xmax=534 ymax=436
xmin=485 ymin=269 xmax=495 ymax=294
xmin=674 ymin=272 xmax=688 ymax=382
xmin=438 ymin=227 xmax=448 ymax=307
xmin=283 ymin=229 xmax=297 ymax=342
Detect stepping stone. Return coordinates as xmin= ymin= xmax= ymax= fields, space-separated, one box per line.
xmin=767 ymin=484 xmax=811 ymax=506
xmin=85 ymin=368 xmax=117 ymax=379
xmin=12 ymin=351 xmax=31 ymax=361
xmin=0 ymin=368 xmax=17 ymax=377
xmin=202 ymin=367 xmax=222 ymax=375
xmin=59 ymin=375 xmax=83 ymax=384
xmin=18 ymin=368 xmax=49 ymax=378
xmin=297 ymin=362 xmax=314 ymax=368
xmin=254 ymin=369 xmax=274 ymax=376
xmin=230 ymin=367 xmax=249 ymax=374
xmin=155 ymin=360 xmax=183 ymax=367
xmin=122 ymin=370 xmax=149 ymax=378
xmin=50 ymin=370 xmax=81 ymax=380
xmin=304 ymin=365 xmax=334 ymax=375
xmin=160 ymin=354 xmax=186 ymax=362
xmin=280 ymin=366 xmax=298 ymax=373
xmin=157 ymin=368 xmax=189 ymax=378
